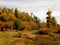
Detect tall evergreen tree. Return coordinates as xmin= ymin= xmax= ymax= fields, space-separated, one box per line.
xmin=15 ymin=8 xmax=19 ymax=18
xmin=46 ymin=10 xmax=52 ymax=28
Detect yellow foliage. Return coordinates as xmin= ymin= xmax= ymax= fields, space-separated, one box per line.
xmin=8 ymin=13 xmax=16 ymax=20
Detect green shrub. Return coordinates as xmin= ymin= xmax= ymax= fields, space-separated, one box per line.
xmin=0 ymin=16 xmax=8 ymax=22
xmin=14 ymin=19 xmax=25 ymax=30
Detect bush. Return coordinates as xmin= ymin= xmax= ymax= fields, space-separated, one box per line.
xmin=37 ymin=30 xmax=48 ymax=35
xmin=55 ymin=29 xmax=60 ymax=34
xmin=0 ymin=16 xmax=8 ymax=22
xmin=36 ymin=28 xmax=53 ymax=35
xmin=14 ymin=19 xmax=25 ymax=30
xmin=21 ymin=21 xmax=38 ymax=31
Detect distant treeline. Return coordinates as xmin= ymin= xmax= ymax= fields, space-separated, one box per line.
xmin=0 ymin=7 xmax=60 ymax=34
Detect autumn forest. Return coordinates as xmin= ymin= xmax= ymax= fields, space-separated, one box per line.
xmin=0 ymin=7 xmax=60 ymax=45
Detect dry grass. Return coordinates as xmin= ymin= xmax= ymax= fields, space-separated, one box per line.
xmin=0 ymin=30 xmax=60 ymax=45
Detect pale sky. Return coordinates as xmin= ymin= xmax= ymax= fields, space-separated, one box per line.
xmin=0 ymin=0 xmax=60 ymax=23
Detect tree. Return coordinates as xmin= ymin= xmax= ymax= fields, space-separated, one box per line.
xmin=50 ymin=17 xmax=57 ymax=28
xmin=14 ymin=8 xmax=19 ymax=18
xmin=33 ymin=15 xmax=38 ymax=23
xmin=46 ymin=10 xmax=52 ymax=28
xmin=0 ymin=16 xmax=8 ymax=22
xmin=14 ymin=19 xmax=25 ymax=30
xmin=33 ymin=15 xmax=41 ymax=28
xmin=46 ymin=10 xmax=57 ymax=28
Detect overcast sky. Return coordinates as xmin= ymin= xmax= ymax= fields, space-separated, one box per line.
xmin=0 ymin=0 xmax=60 ymax=23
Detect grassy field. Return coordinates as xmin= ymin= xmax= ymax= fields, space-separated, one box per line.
xmin=0 ymin=30 xmax=60 ymax=45
xmin=0 ymin=31 xmax=17 ymax=45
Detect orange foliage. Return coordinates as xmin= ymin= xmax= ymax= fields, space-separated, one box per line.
xmin=0 ymin=22 xmax=13 ymax=30
xmin=0 ymin=22 xmax=5 ymax=28
xmin=8 ymin=13 xmax=16 ymax=20
xmin=21 ymin=21 xmax=38 ymax=30
xmin=40 ymin=28 xmax=53 ymax=33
